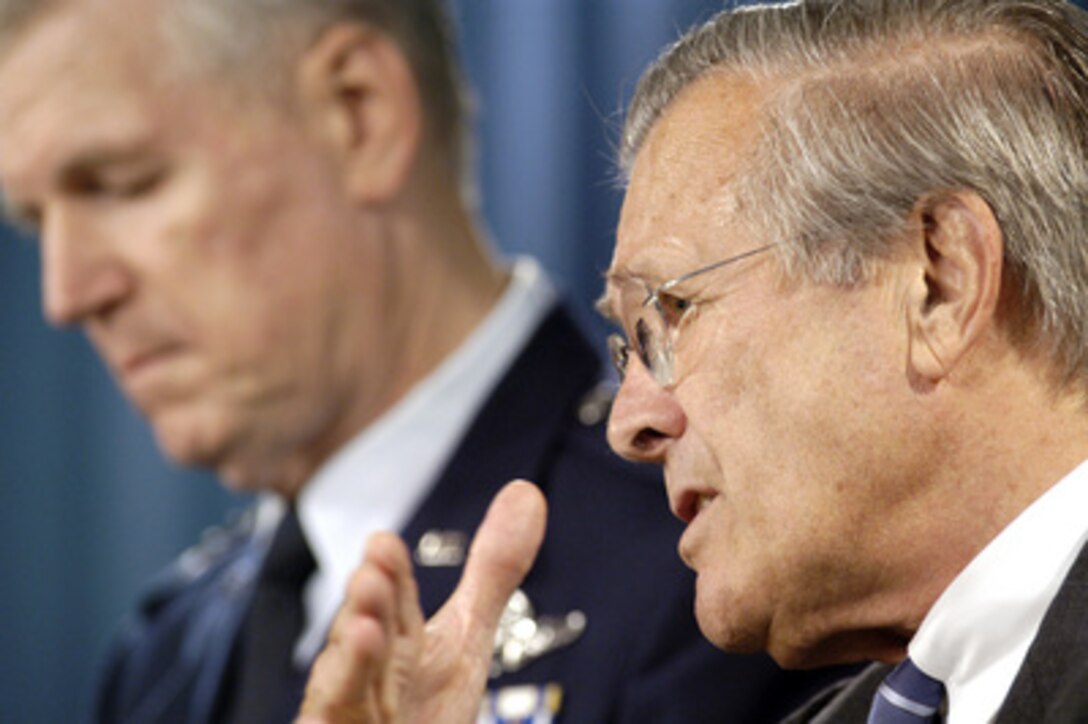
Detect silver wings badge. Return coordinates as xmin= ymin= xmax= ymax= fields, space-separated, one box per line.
xmin=490 ymin=589 xmax=587 ymax=678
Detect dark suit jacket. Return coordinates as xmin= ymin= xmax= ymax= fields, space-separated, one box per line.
xmin=95 ymin=305 xmax=852 ymax=723
xmin=784 ymin=538 xmax=1088 ymax=723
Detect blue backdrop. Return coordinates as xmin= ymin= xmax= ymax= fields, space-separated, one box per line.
xmin=0 ymin=1 xmax=728 ymax=720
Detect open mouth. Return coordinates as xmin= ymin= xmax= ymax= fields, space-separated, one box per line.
xmin=674 ymin=489 xmax=717 ymax=524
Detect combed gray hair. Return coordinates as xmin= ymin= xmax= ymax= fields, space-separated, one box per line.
xmin=623 ymin=0 xmax=1088 ymax=387
xmin=0 ymin=0 xmax=469 ymax=178
xmin=172 ymin=0 xmax=469 ymax=177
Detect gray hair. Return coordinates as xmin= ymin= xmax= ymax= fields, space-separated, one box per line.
xmin=623 ymin=0 xmax=1088 ymax=387
xmin=0 ymin=0 xmax=469 ymax=178
xmin=174 ymin=0 xmax=469 ymax=178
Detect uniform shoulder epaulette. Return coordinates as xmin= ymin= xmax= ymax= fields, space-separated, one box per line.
xmin=139 ymin=506 xmax=257 ymax=612
xmin=175 ymin=506 xmax=256 ymax=582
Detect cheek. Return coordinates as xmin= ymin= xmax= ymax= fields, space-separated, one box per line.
xmin=676 ymin=318 xmax=853 ymax=558
xmin=164 ymin=162 xmax=344 ymax=336
xmin=194 ymin=267 xmax=342 ymax=400
xmin=676 ymin=320 xmax=777 ymax=487
xmin=138 ymin=217 xmax=346 ymax=438
xmin=699 ymin=302 xmax=858 ymax=479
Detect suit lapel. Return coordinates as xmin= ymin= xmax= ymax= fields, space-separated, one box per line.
xmin=996 ymin=539 xmax=1088 ymax=721
xmin=780 ymin=662 xmax=888 ymax=723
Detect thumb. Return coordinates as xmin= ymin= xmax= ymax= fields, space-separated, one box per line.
xmin=455 ymin=480 xmax=547 ymax=627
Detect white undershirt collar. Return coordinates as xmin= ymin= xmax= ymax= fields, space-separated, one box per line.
xmin=908 ymin=459 xmax=1088 ymax=723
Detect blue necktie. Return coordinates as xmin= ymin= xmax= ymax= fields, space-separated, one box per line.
xmin=868 ymin=658 xmax=946 ymax=723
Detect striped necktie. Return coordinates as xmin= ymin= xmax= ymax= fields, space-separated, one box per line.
xmin=868 ymin=657 xmax=946 ymax=723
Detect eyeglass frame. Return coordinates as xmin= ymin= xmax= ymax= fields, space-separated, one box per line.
xmin=606 ymin=242 xmax=780 ymax=387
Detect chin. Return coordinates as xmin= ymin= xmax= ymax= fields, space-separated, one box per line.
xmin=149 ymin=405 xmax=314 ymax=497
xmin=215 ymin=464 xmax=274 ymax=493
xmin=155 ymin=429 xmax=279 ymax=493
xmin=151 ymin=407 xmax=237 ymax=470
xmin=694 ymin=578 xmax=768 ymax=655
xmin=697 ymin=614 xmax=767 ymax=655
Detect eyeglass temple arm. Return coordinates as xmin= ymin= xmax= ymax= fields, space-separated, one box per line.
xmin=658 ymin=242 xmax=781 ymax=294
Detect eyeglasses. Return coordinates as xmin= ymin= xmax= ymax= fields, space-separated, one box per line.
xmin=607 ymin=243 xmax=778 ymax=387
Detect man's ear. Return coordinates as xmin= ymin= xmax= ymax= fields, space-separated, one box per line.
xmin=905 ymin=191 xmax=1004 ymax=381
xmin=296 ymin=22 xmax=422 ymax=204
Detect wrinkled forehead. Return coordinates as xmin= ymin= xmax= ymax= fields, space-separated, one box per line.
xmin=0 ymin=0 xmax=158 ymax=57
xmin=602 ymin=72 xmax=770 ymax=319
xmin=0 ymin=0 xmax=172 ymax=191
xmin=0 ymin=4 xmax=148 ymax=104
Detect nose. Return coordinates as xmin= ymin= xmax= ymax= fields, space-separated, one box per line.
xmin=607 ymin=356 xmax=686 ymax=464
xmin=40 ymin=205 xmax=131 ymax=326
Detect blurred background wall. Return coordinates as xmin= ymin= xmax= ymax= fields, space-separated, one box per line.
xmin=0 ymin=1 xmax=730 ymax=720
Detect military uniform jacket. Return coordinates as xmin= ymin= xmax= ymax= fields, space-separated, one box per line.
xmin=95 ymin=306 xmax=848 ymax=723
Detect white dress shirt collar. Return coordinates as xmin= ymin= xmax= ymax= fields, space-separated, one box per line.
xmin=279 ymin=257 xmax=556 ymax=663
xmin=908 ymin=459 xmax=1088 ymax=723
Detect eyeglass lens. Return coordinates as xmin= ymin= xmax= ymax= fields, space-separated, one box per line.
xmin=608 ymin=309 xmax=673 ymax=386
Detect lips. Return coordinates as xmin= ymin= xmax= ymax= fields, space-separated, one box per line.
xmin=113 ymin=342 xmax=186 ymax=394
xmin=120 ymin=345 xmax=173 ymax=376
xmin=85 ymin=316 xmax=190 ymax=402
xmin=670 ymin=485 xmax=718 ymax=525
xmin=675 ymin=489 xmax=719 ymax=570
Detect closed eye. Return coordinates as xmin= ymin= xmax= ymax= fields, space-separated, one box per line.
xmin=62 ymin=165 xmax=166 ymax=200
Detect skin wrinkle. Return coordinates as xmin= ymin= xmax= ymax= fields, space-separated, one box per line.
xmin=612 ymin=236 xmax=704 ymax=289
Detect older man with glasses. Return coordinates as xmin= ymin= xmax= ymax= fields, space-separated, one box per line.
xmin=300 ymin=0 xmax=1088 ymax=722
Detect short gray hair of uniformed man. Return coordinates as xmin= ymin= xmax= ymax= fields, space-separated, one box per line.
xmin=0 ymin=0 xmax=468 ymax=181
xmin=623 ymin=0 xmax=1088 ymax=389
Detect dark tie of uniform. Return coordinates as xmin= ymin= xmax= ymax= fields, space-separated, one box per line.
xmin=868 ymin=657 xmax=946 ymax=724
xmin=223 ymin=506 xmax=317 ymax=724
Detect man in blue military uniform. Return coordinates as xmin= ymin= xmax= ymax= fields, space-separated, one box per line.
xmin=0 ymin=0 xmax=850 ymax=721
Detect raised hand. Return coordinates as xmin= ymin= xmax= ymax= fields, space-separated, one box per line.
xmin=297 ymin=480 xmax=548 ymax=723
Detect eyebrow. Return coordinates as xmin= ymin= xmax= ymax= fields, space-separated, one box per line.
xmin=594 ymin=267 xmax=627 ymax=325
xmin=600 ymin=269 xmax=661 ymax=327
xmin=594 ymin=292 xmax=619 ymax=325
xmin=596 ymin=265 xmax=655 ymax=326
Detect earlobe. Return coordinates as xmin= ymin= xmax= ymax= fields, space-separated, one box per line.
xmin=297 ymin=22 xmax=423 ymax=204
xmin=906 ymin=192 xmax=1004 ymax=381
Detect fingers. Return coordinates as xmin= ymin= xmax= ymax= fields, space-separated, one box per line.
xmin=298 ymin=532 xmax=420 ymax=722
xmin=381 ymin=534 xmax=424 ymax=716
xmin=457 ymin=480 xmax=548 ymax=632
xmin=298 ymin=481 xmax=548 ymax=724
xmin=407 ymin=481 xmax=548 ymax=721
